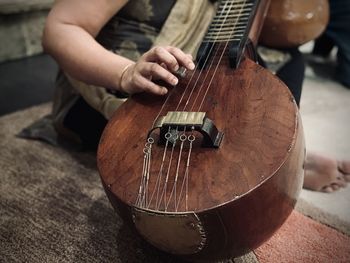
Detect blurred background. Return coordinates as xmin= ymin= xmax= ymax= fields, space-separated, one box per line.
xmin=0 ymin=0 xmax=56 ymax=117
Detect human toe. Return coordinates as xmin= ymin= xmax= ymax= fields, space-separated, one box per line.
xmin=321 ymin=186 xmax=333 ymax=193
xmin=338 ymin=160 xmax=350 ymax=175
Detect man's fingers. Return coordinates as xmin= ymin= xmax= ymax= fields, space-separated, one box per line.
xmin=144 ymin=46 xmax=179 ymax=71
xmin=122 ymin=46 xmax=196 ymax=95
xmin=135 ymin=74 xmax=168 ymax=95
xmin=140 ymin=62 xmax=178 ymax=86
xmin=165 ymin=46 xmax=195 ymax=70
xmin=144 ymin=46 xmax=195 ymax=72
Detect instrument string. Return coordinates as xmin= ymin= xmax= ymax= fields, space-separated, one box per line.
xmin=144 ymin=0 xmax=227 ymax=204
xmin=198 ymin=0 xmax=249 ymax=112
xmin=157 ymin=128 xmax=178 ymax=211
xmin=174 ymin=1 xmax=239 ymax=112
xmin=135 ymin=137 xmax=154 ymax=208
xmin=136 ymin=0 xmax=253 ymax=211
xmin=159 ymin=1 xmax=236 ymax=211
xmin=176 ymin=132 xmax=195 ymax=211
xmin=173 ymin=0 xmax=249 ymax=211
xmin=180 ymin=0 xmax=235 ymax=112
xmin=190 ymin=1 xmax=248 ymax=112
xmin=135 ymin=151 xmax=147 ymax=207
xmin=142 ymin=0 xmax=234 ymax=210
xmin=175 ymin=0 xmax=241 ymax=211
xmin=150 ymin=0 xmax=250 ymax=125
xmin=165 ymin=128 xmax=187 ymax=211
xmin=147 ymin=128 xmax=171 ymax=209
xmin=145 ymin=138 xmax=153 ymax=206
xmin=174 ymin=60 xmax=206 ymax=112
xmin=152 ymin=0 xmax=235 ymax=120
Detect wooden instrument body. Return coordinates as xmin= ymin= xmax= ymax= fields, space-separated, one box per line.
xmin=98 ymin=54 xmax=305 ymax=261
xmin=260 ymin=0 xmax=329 ymax=48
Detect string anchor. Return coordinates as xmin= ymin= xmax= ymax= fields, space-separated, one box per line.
xmin=149 ymin=111 xmax=224 ymax=148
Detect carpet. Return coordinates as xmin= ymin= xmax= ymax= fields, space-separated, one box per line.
xmin=1 ymin=104 xmax=349 ymax=262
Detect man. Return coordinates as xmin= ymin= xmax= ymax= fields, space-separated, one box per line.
xmin=43 ymin=0 xmax=350 ymax=192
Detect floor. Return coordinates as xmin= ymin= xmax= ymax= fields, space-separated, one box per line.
xmin=299 ymin=49 xmax=350 ymax=224
xmin=0 ymin=47 xmax=349 ymax=225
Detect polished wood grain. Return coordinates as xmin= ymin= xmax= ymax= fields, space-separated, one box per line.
xmin=97 ymin=0 xmax=305 ymax=260
xmin=259 ymin=0 xmax=329 ymax=48
xmin=98 ymin=54 xmax=299 ymax=209
xmin=98 ymin=56 xmax=304 ymax=260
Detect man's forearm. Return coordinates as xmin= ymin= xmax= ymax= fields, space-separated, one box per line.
xmin=42 ymin=21 xmax=134 ymax=90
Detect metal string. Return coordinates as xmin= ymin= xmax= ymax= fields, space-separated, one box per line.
xmin=146 ymin=128 xmax=171 ymax=209
xmin=198 ymin=0 xmax=249 ymax=111
xmin=136 ymin=0 xmax=253 ymax=211
xmin=175 ymin=133 xmax=195 ymax=211
xmin=151 ymin=0 xmax=237 ymax=125
xmin=190 ymin=0 xmax=250 ymax=112
xmin=140 ymin=1 xmax=235 ymax=210
xmin=165 ymin=129 xmax=187 ymax=211
xmin=157 ymin=128 xmax=178 ymax=211
xmin=180 ymin=0 xmax=235 ymax=112
xmin=152 ymin=1 xmax=237 ymax=211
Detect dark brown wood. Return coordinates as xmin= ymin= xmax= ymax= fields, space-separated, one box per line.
xmin=98 ymin=55 xmax=300 ymax=209
xmin=97 ymin=0 xmax=304 ymax=261
xmin=259 ymin=0 xmax=329 ymax=48
xmin=97 ymin=57 xmax=304 ymax=261
xmin=249 ymin=0 xmax=271 ymax=46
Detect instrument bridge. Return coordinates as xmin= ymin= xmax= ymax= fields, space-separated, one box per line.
xmin=150 ymin=111 xmax=224 ymax=148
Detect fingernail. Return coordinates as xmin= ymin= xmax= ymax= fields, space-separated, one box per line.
xmin=162 ymin=88 xmax=168 ymax=95
xmin=188 ymin=62 xmax=195 ymax=70
xmin=173 ymin=64 xmax=179 ymax=71
xmin=172 ymin=77 xmax=178 ymax=85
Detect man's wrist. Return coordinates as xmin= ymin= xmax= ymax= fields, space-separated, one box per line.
xmin=118 ymin=63 xmax=134 ymax=93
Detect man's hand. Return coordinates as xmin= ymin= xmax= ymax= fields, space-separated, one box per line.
xmin=119 ymin=46 xmax=195 ymax=95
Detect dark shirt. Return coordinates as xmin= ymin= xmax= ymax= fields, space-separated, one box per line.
xmin=97 ymin=0 xmax=176 ymax=59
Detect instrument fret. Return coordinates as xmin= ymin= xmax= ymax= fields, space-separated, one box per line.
xmin=203 ymin=0 xmax=256 ymax=43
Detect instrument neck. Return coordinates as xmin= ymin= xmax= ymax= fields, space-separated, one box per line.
xmin=204 ymin=0 xmax=259 ymax=43
xmin=197 ymin=0 xmax=270 ymax=68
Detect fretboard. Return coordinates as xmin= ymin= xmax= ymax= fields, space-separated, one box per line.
xmin=196 ymin=0 xmax=260 ymax=69
xmin=204 ymin=0 xmax=258 ymax=43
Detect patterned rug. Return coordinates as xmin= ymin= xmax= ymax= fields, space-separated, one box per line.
xmin=1 ymin=104 xmax=349 ymax=262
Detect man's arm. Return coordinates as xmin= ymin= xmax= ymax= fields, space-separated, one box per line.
xmin=42 ymin=0 xmax=195 ymax=95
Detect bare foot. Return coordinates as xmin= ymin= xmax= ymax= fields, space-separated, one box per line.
xmin=303 ymin=153 xmax=348 ymax=193
xmin=338 ymin=160 xmax=350 ymax=182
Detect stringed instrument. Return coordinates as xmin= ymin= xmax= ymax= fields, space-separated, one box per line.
xmin=98 ymin=0 xmax=305 ymax=261
xmin=259 ymin=0 xmax=329 ymax=48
